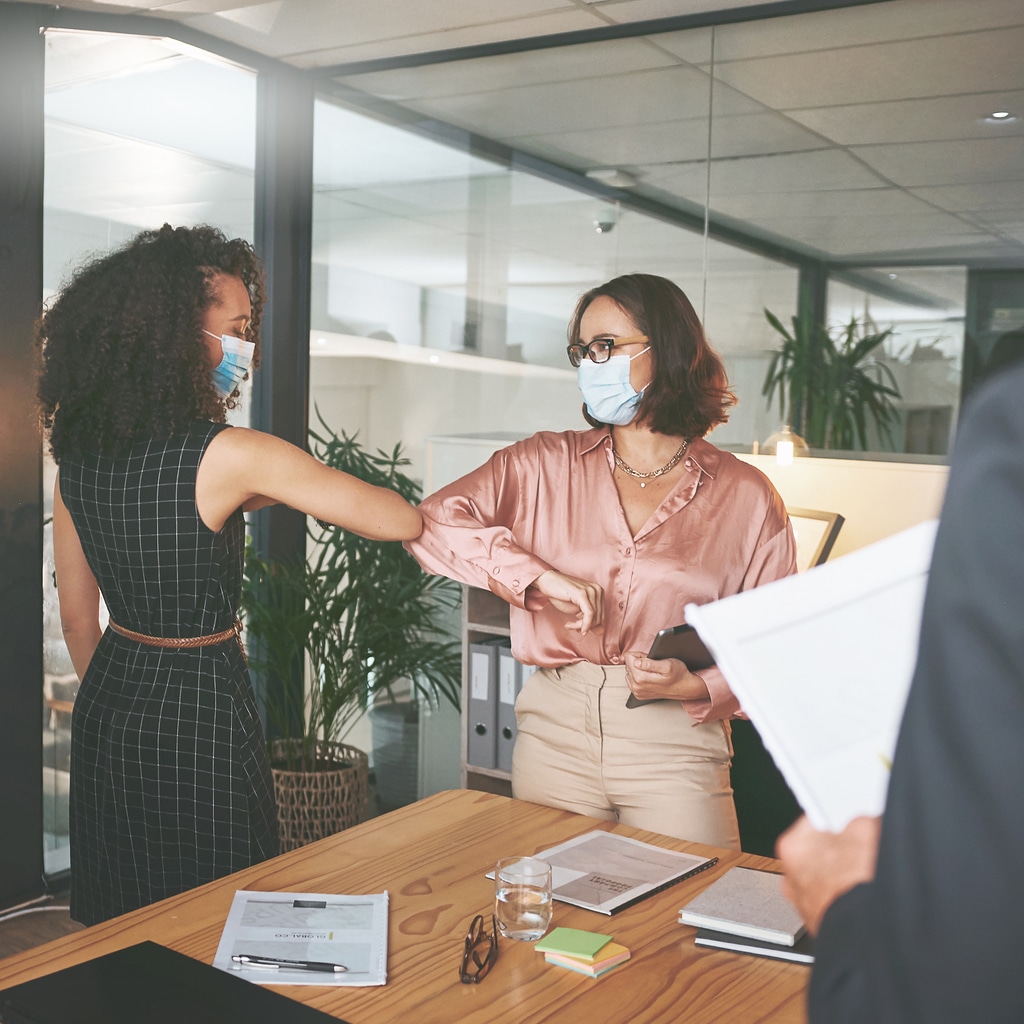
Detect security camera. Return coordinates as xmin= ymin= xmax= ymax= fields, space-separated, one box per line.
xmin=594 ymin=207 xmax=617 ymax=234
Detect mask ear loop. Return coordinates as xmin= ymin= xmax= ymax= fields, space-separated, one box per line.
xmin=630 ymin=346 xmax=652 ymax=400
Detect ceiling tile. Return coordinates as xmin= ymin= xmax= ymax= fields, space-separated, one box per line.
xmin=705 ymin=0 xmax=1024 ymax=61
xmin=339 ymin=36 xmax=684 ymax=102
xmin=787 ymin=91 xmax=1024 ymax=146
xmin=853 ymin=136 xmax=1024 ymax=187
xmin=711 ymin=26 xmax=1024 ymax=111
xmin=411 ymin=64 xmax=714 ymax=139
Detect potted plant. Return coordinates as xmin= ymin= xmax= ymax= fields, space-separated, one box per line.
xmin=762 ymin=307 xmax=902 ymax=451
xmin=241 ymin=414 xmax=462 ymax=850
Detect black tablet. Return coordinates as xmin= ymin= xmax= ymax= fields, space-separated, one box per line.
xmin=0 ymin=941 xmax=346 ymax=1024
xmin=625 ymin=623 xmax=715 ymax=708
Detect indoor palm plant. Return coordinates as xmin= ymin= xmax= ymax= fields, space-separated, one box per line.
xmin=241 ymin=413 xmax=462 ymax=849
xmin=762 ymin=307 xmax=902 ymax=451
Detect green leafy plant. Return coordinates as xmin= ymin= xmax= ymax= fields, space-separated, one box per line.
xmin=762 ymin=307 xmax=902 ymax=450
xmin=240 ymin=412 xmax=462 ymax=771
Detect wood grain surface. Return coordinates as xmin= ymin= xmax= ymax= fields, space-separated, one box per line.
xmin=0 ymin=791 xmax=808 ymax=1024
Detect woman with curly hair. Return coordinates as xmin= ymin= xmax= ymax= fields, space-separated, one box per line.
xmin=406 ymin=274 xmax=796 ymax=848
xmin=39 ymin=223 xmax=422 ymax=925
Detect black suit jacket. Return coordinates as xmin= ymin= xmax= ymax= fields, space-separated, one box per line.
xmin=809 ymin=360 xmax=1024 ymax=1022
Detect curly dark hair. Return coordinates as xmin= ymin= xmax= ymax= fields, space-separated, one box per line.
xmin=37 ymin=223 xmax=266 ymax=463
xmin=568 ymin=273 xmax=736 ymax=438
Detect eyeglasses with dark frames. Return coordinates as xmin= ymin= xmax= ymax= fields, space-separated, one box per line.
xmin=566 ymin=333 xmax=649 ymax=368
xmin=459 ymin=913 xmax=499 ymax=984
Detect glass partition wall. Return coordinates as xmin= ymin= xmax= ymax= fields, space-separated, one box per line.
xmin=315 ymin=31 xmax=804 ymax=475
xmin=316 ymin=0 xmax=1005 ymax=469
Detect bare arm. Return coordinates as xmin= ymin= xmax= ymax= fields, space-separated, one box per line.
xmin=52 ymin=475 xmax=103 ymax=682
xmin=195 ymin=427 xmax=422 ymax=540
xmin=776 ymin=814 xmax=881 ymax=935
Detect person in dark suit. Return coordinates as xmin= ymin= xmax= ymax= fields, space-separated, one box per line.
xmin=777 ymin=356 xmax=1024 ymax=1022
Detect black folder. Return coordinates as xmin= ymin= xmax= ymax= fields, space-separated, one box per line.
xmin=0 ymin=940 xmax=349 ymax=1024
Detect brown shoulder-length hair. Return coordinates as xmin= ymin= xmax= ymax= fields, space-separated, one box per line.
xmin=568 ymin=273 xmax=736 ymax=438
xmin=37 ymin=223 xmax=265 ymax=464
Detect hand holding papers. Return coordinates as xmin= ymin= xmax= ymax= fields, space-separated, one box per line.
xmin=685 ymin=520 xmax=938 ymax=832
xmin=520 ymin=830 xmax=717 ymax=915
xmin=214 ymin=891 xmax=388 ymax=986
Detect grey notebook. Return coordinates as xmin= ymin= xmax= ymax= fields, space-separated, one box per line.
xmin=678 ymin=867 xmax=806 ymax=946
xmin=0 ymin=941 xmax=348 ymax=1024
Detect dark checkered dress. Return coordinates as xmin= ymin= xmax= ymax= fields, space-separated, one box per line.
xmin=59 ymin=421 xmax=279 ymax=926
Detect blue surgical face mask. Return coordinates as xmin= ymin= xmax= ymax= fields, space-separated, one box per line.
xmin=577 ymin=347 xmax=650 ymax=426
xmin=205 ymin=330 xmax=255 ymax=399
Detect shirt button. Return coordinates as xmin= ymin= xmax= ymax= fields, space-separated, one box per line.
xmin=610 ymin=656 xmax=621 ymax=665
xmin=625 ymin=548 xmax=632 ymax=556
xmin=619 ymin=602 xmax=624 ymax=609
xmin=492 ymin=567 xmax=500 ymax=575
xmin=512 ymin=579 xmax=520 ymax=589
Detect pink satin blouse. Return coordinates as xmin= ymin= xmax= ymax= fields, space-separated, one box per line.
xmin=405 ymin=428 xmax=796 ymax=722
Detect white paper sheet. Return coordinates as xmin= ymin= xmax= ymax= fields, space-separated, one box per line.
xmin=686 ymin=519 xmax=938 ymax=832
xmin=503 ymin=831 xmax=717 ymax=915
xmin=213 ymin=890 xmax=388 ymax=986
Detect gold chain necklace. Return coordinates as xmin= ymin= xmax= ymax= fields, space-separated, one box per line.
xmin=612 ymin=438 xmax=689 ymax=488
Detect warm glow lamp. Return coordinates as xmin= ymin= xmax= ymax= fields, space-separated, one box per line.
xmin=761 ymin=424 xmax=810 ymax=465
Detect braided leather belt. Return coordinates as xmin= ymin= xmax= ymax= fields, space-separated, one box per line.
xmin=108 ymin=617 xmax=244 ymax=651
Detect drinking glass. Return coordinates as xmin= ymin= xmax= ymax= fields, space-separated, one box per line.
xmin=494 ymin=856 xmax=553 ymax=941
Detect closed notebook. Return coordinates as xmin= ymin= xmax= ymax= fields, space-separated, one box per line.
xmin=533 ymin=927 xmax=613 ymax=961
xmin=694 ymin=928 xmax=815 ymax=965
xmin=0 ymin=941 xmax=346 ymax=1024
xmin=678 ymin=867 xmax=806 ymax=946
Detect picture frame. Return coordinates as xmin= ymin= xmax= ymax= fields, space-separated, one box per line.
xmin=786 ymin=507 xmax=844 ymax=572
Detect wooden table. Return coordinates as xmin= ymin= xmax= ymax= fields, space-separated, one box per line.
xmin=0 ymin=791 xmax=808 ymax=1023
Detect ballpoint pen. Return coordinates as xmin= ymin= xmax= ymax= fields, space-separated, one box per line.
xmin=231 ymin=954 xmax=348 ymax=973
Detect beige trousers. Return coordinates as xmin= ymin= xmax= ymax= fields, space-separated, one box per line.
xmin=511 ymin=662 xmax=740 ymax=850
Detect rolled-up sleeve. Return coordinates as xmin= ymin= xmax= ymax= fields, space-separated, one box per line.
xmin=404 ymin=447 xmax=552 ymax=608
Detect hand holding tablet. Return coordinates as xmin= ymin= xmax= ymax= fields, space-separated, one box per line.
xmin=625 ymin=623 xmax=715 ymax=708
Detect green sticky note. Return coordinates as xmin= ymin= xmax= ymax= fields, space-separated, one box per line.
xmin=533 ymin=927 xmax=614 ymax=961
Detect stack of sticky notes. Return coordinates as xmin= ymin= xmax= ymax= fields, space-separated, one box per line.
xmin=534 ymin=927 xmax=631 ymax=978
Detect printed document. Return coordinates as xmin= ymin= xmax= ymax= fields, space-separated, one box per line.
xmin=527 ymin=830 xmax=716 ymax=915
xmin=686 ymin=519 xmax=938 ymax=832
xmin=213 ymin=890 xmax=388 ymax=986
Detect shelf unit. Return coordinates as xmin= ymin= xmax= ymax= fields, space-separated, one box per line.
xmin=461 ymin=586 xmax=513 ymax=796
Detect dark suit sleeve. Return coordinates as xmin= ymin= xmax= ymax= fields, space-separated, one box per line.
xmin=809 ymin=360 xmax=1024 ymax=1024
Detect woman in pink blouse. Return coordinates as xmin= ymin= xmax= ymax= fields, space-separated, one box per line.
xmin=405 ymin=274 xmax=796 ymax=848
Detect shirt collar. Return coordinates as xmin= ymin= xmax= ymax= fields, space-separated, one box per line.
xmin=685 ymin=435 xmax=720 ymax=480
xmin=580 ymin=427 xmax=612 ymax=456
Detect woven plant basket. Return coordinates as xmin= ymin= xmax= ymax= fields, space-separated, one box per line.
xmin=270 ymin=739 xmax=368 ymax=853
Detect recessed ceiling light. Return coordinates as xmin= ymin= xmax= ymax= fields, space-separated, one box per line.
xmin=585 ymin=168 xmax=638 ymax=189
xmin=991 ymin=111 xmax=1011 ymax=118
xmin=983 ymin=110 xmax=1017 ymax=124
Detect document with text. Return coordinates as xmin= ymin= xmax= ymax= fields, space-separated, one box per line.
xmin=528 ymin=830 xmax=717 ymax=915
xmin=686 ymin=519 xmax=938 ymax=832
xmin=213 ymin=890 xmax=388 ymax=986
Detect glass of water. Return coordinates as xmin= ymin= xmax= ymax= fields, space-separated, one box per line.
xmin=494 ymin=856 xmax=553 ymax=941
